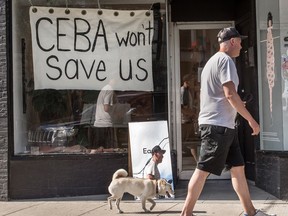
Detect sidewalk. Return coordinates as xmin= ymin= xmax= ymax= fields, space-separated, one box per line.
xmin=0 ymin=180 xmax=287 ymax=216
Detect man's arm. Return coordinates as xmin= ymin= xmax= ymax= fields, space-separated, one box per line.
xmin=103 ymin=104 xmax=111 ymax=112
xmin=146 ymin=174 xmax=155 ymax=180
xmin=223 ymin=81 xmax=260 ymax=135
xmin=145 ymin=161 xmax=156 ymax=180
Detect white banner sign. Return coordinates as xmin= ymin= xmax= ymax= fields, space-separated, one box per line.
xmin=29 ymin=7 xmax=154 ymax=91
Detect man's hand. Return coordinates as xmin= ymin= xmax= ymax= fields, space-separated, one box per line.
xmin=248 ymin=120 xmax=260 ymax=136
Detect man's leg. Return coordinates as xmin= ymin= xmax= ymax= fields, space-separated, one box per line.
xmin=190 ymin=146 xmax=198 ymax=162
xmin=180 ymin=169 xmax=209 ymax=216
xmin=230 ymin=166 xmax=256 ymax=216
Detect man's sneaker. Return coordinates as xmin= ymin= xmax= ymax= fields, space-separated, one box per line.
xmin=255 ymin=209 xmax=276 ymax=216
xmin=244 ymin=209 xmax=277 ymax=216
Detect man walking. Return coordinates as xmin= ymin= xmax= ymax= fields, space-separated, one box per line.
xmin=180 ymin=27 xmax=276 ymax=216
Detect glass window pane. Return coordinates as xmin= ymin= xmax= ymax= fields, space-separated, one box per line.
xmin=256 ymin=0 xmax=286 ymax=150
xmin=179 ymin=29 xmax=220 ymax=170
xmin=12 ymin=1 xmax=168 ymax=155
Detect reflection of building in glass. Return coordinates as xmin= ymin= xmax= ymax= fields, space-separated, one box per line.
xmin=282 ymin=53 xmax=288 ymax=111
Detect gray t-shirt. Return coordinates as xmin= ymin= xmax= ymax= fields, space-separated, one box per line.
xmin=94 ymin=84 xmax=116 ymax=127
xmin=144 ymin=159 xmax=160 ymax=179
xmin=198 ymin=52 xmax=239 ymax=129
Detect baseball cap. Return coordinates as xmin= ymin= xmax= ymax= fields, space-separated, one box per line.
xmin=151 ymin=145 xmax=166 ymax=154
xmin=217 ymin=27 xmax=248 ymax=43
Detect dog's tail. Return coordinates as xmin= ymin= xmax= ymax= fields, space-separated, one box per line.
xmin=112 ymin=169 xmax=128 ymax=180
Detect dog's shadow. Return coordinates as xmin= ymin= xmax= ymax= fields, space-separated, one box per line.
xmin=121 ymin=210 xmax=206 ymax=214
xmin=122 ymin=210 xmax=181 ymax=214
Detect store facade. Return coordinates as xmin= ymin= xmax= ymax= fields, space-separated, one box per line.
xmin=0 ymin=0 xmax=287 ymax=200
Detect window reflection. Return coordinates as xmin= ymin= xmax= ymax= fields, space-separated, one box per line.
xmin=179 ymin=29 xmax=220 ymax=170
xmin=13 ymin=1 xmax=168 ymax=155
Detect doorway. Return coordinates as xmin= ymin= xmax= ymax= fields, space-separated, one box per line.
xmin=173 ymin=22 xmax=233 ymax=180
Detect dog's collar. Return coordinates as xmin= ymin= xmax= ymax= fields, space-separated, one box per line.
xmin=156 ymin=180 xmax=159 ymax=194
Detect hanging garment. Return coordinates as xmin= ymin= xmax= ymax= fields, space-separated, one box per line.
xmin=266 ymin=15 xmax=275 ymax=120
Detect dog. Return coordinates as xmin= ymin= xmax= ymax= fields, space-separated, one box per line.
xmin=107 ymin=168 xmax=174 ymax=213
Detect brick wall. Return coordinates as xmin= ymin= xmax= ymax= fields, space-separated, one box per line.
xmin=0 ymin=0 xmax=8 ymax=201
xmin=256 ymin=151 xmax=288 ymax=200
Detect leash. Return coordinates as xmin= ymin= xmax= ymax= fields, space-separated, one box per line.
xmin=155 ymin=179 xmax=159 ymax=194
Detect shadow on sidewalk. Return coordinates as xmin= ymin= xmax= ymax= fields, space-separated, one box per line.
xmin=174 ymin=179 xmax=279 ymax=201
xmin=12 ymin=180 xmax=278 ymax=202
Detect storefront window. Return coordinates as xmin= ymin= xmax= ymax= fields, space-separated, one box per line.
xmin=12 ymin=0 xmax=168 ymax=155
xmin=256 ymin=0 xmax=288 ymax=150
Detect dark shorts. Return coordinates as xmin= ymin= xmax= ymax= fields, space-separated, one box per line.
xmin=197 ymin=124 xmax=244 ymax=176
